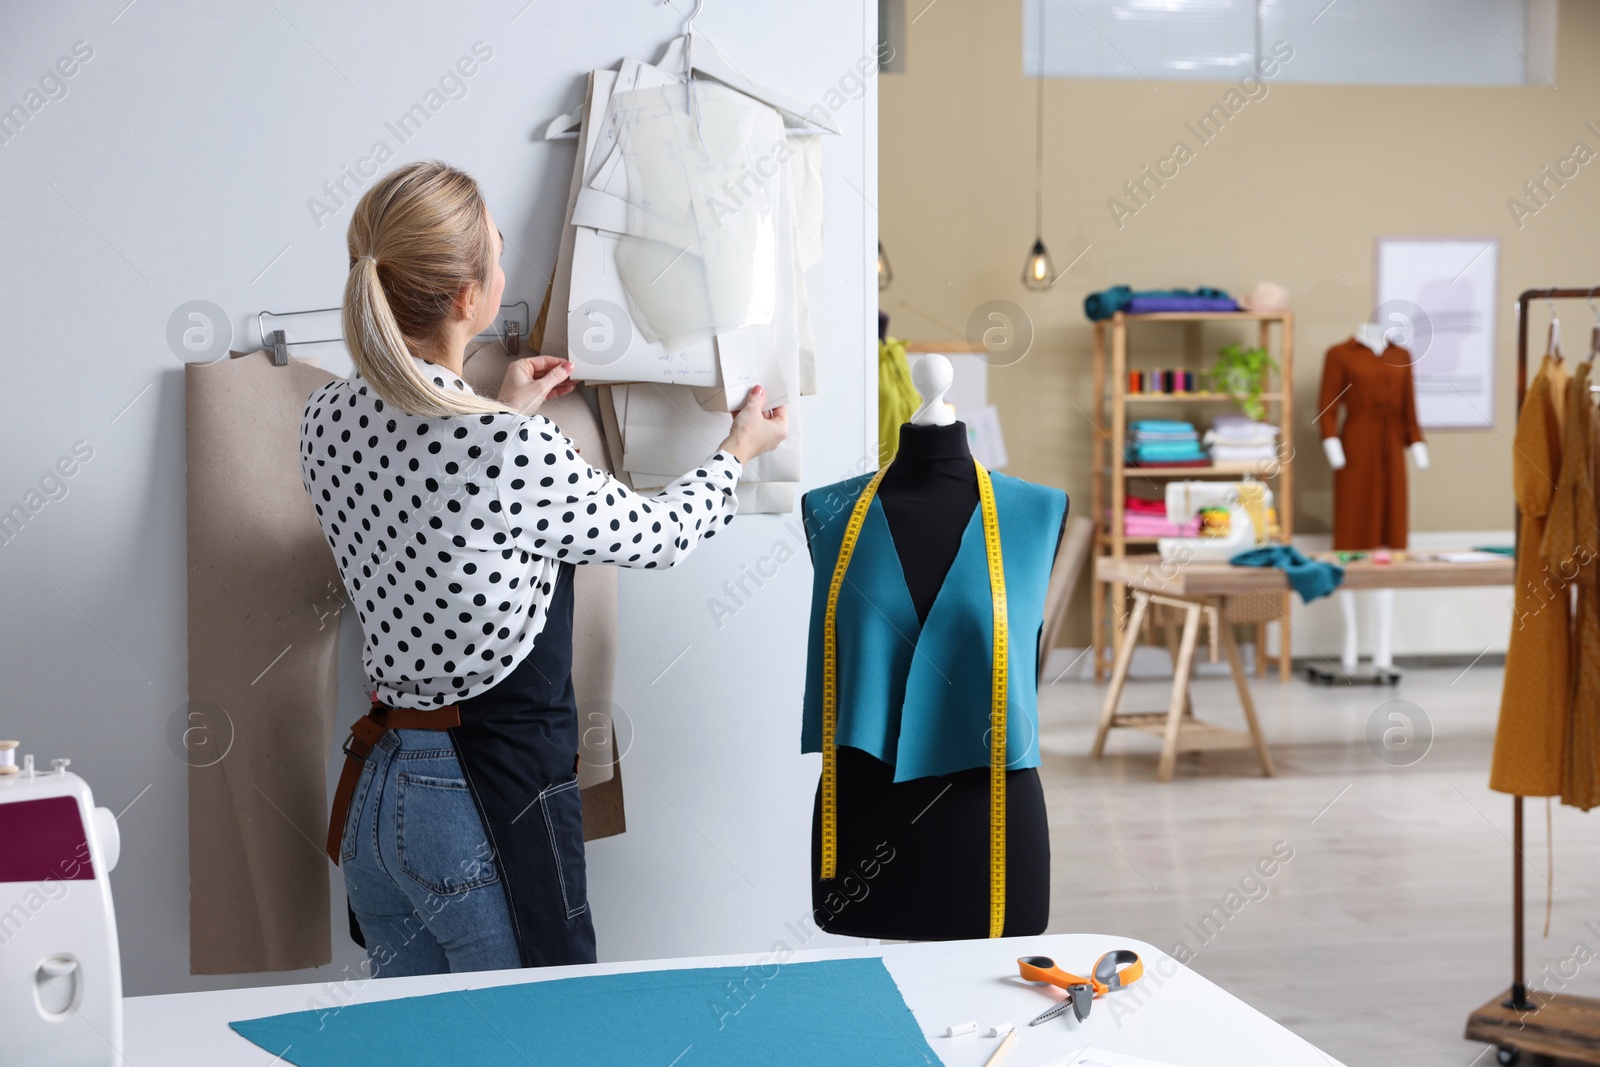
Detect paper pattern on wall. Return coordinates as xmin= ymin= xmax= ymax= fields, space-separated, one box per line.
xmin=541 ymin=37 xmax=827 ymax=514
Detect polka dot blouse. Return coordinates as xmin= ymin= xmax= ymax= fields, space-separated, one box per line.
xmin=299 ymin=356 xmax=743 ymax=709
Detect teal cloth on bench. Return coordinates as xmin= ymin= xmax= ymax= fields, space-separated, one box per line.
xmin=230 ymin=957 xmax=939 ymax=1067
xmin=1231 ymin=545 xmax=1345 ymax=603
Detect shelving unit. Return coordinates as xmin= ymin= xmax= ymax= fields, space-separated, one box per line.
xmin=1090 ymin=310 xmax=1296 ymax=683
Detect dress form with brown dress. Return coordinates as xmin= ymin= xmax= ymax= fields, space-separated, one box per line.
xmin=1316 ymin=338 xmax=1426 ymax=550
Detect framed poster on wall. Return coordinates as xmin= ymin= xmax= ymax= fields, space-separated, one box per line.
xmin=1374 ymin=237 xmax=1498 ymax=430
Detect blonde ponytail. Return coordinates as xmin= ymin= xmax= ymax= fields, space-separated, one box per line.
xmin=342 ymin=161 xmax=512 ymax=418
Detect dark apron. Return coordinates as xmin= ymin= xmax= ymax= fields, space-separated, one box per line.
xmin=451 ymin=562 xmax=596 ymax=968
xmin=349 ymin=563 xmax=596 ymax=967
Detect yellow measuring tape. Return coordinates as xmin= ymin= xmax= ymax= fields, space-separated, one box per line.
xmin=820 ymin=458 xmax=1010 ymax=938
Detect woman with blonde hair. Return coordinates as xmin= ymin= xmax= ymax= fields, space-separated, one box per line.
xmin=301 ymin=160 xmax=786 ymax=974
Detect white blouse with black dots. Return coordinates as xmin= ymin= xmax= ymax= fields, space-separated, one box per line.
xmin=299 ymin=356 xmax=743 ymax=709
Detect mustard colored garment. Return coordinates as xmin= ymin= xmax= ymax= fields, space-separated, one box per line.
xmin=1490 ymin=355 xmax=1570 ymax=797
xmin=878 ymin=337 xmax=921 ymax=465
xmin=1551 ymin=362 xmax=1600 ymax=810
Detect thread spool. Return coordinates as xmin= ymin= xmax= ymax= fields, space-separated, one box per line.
xmin=0 ymin=741 xmax=18 ymax=776
xmin=984 ymin=1024 xmax=1013 ymax=1038
xmin=944 ymin=1022 xmax=977 ymax=1037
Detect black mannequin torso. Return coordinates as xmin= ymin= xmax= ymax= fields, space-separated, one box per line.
xmin=878 ymin=422 xmax=978 ymax=623
xmin=802 ymin=419 xmax=1052 ymax=942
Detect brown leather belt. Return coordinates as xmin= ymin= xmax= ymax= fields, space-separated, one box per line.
xmin=326 ymin=700 xmax=462 ymax=864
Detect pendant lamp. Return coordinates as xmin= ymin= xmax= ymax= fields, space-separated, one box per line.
xmin=1021 ymin=0 xmax=1056 ymax=291
xmin=878 ymin=241 xmax=893 ymax=291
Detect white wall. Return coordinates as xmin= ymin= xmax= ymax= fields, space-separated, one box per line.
xmin=0 ymin=0 xmax=876 ymax=996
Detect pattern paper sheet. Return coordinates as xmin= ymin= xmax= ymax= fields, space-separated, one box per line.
xmin=547 ymin=37 xmax=825 ymax=513
xmin=230 ymin=957 xmax=939 ymax=1067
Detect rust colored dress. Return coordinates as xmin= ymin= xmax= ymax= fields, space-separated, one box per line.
xmin=1547 ymin=361 xmax=1600 ymax=809
xmin=1489 ymin=355 xmax=1570 ymax=797
xmin=1317 ymin=339 xmax=1426 ymax=550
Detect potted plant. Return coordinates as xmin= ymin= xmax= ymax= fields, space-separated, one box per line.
xmin=1207 ymin=342 xmax=1278 ymax=420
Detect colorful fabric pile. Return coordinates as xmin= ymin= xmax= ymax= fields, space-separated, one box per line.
xmin=1119 ymin=494 xmax=1201 ymax=538
xmin=1126 ymin=420 xmax=1207 ymax=467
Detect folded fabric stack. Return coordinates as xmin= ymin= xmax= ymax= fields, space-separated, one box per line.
xmin=1126 ymin=420 xmax=1207 ymax=467
xmin=1119 ymin=495 xmax=1201 ymax=538
xmin=1084 ymin=286 xmax=1239 ymax=321
xmin=1204 ymin=415 xmax=1279 ymax=463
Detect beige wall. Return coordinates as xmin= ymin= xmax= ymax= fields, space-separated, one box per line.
xmin=880 ymin=1 xmax=1598 ymax=642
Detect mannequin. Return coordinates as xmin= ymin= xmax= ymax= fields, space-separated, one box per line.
xmin=800 ymin=356 xmax=1063 ymax=939
xmin=1319 ymin=324 xmax=1429 ymax=676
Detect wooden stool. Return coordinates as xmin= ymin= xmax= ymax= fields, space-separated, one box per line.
xmin=1091 ymin=588 xmax=1275 ymax=782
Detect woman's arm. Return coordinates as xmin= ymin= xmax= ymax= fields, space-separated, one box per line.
xmin=493 ymin=416 xmax=742 ymax=569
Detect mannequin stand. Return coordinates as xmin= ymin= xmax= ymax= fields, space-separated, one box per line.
xmin=1303 ymin=588 xmax=1401 ymax=686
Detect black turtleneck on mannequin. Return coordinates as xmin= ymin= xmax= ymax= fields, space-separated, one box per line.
xmin=878 ymin=421 xmax=980 ymax=622
xmin=801 ymin=419 xmax=1053 ymax=942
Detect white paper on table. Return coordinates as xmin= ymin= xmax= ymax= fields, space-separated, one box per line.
xmin=962 ymin=404 xmax=1008 ymax=470
xmin=622 ymin=383 xmax=801 ymax=483
xmin=1041 ymin=1049 xmax=1183 ymax=1067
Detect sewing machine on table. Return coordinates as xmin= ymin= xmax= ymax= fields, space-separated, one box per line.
xmin=0 ymin=741 xmax=124 ymax=1067
xmin=1157 ymin=479 xmax=1275 ymax=563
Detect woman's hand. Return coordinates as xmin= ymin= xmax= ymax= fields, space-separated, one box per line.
xmin=499 ymin=355 xmax=577 ymax=414
xmin=719 ymin=385 xmax=789 ymax=464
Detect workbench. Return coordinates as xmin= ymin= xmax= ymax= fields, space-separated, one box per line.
xmin=1092 ymin=554 xmax=1514 ymax=781
xmin=123 ymin=934 xmax=1345 ymax=1065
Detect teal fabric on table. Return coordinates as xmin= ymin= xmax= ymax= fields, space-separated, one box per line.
xmin=800 ymin=471 xmax=1067 ymax=782
xmin=230 ymin=957 xmax=938 ymax=1067
xmin=1231 ymin=545 xmax=1345 ymax=603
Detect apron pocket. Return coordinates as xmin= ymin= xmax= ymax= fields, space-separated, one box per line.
xmin=397 ymin=772 xmax=500 ymax=895
xmin=538 ymin=776 xmax=589 ymax=919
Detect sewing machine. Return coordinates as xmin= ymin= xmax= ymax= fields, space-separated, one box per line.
xmin=1158 ymin=479 xmax=1274 ymax=563
xmin=0 ymin=745 xmax=123 ymax=1066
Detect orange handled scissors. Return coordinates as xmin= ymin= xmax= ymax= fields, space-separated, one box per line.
xmin=1018 ymin=950 xmax=1143 ymax=1025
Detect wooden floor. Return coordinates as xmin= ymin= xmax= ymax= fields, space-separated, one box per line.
xmin=1038 ymin=656 xmax=1600 ymax=1067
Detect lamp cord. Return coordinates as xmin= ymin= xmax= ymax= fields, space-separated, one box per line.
xmin=1034 ymin=0 xmax=1045 ymax=238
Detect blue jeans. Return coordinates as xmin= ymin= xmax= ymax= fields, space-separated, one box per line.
xmin=340 ymin=728 xmax=522 ymax=976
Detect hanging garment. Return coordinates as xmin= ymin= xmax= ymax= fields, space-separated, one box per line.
xmin=1316 ymin=339 xmax=1426 ymax=550
xmin=1490 ymin=354 xmax=1570 ymax=797
xmin=799 ymin=471 xmax=1067 ymax=781
xmin=877 ymin=337 xmax=920 ymax=466
xmin=1547 ymin=362 xmax=1600 ymax=810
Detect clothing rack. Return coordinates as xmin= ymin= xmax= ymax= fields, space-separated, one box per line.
xmin=254 ymin=300 xmax=531 ymax=365
xmin=1464 ymin=288 xmax=1600 ymax=1066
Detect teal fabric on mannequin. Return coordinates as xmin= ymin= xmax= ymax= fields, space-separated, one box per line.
xmin=800 ymin=470 xmax=1067 ymax=782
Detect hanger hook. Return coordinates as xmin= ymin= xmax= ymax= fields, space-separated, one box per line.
xmin=683 ymin=0 xmax=705 ymax=36
xmin=1588 ymin=286 xmax=1599 ymax=318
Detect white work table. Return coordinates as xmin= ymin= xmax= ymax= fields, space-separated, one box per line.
xmin=125 ymin=933 xmax=1344 ymax=1066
